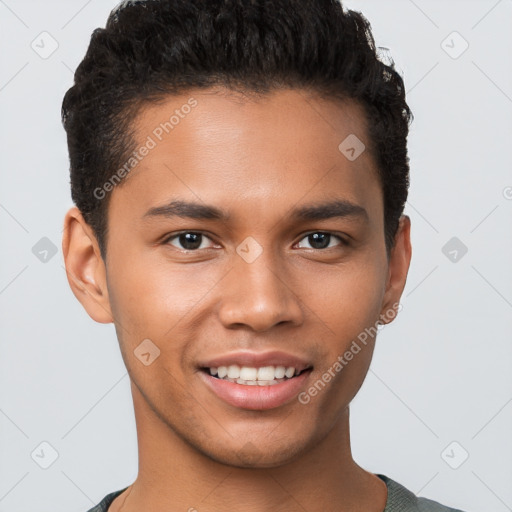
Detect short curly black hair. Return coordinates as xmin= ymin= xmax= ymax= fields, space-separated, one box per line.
xmin=62 ymin=0 xmax=413 ymax=260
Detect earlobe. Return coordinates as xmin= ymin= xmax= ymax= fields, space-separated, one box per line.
xmin=62 ymin=207 xmax=113 ymax=324
xmin=379 ymin=215 xmax=412 ymax=325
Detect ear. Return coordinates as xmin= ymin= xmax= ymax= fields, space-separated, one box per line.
xmin=62 ymin=207 xmax=113 ymax=323
xmin=379 ymin=215 xmax=412 ymax=325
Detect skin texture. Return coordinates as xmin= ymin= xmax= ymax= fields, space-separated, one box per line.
xmin=62 ymin=87 xmax=412 ymax=512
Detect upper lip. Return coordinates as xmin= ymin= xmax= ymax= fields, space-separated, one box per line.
xmin=198 ymin=350 xmax=312 ymax=372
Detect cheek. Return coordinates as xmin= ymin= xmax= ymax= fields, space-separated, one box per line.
xmin=300 ymin=257 xmax=386 ymax=338
xmin=107 ymin=254 xmax=218 ymax=335
xmin=301 ymin=268 xmax=383 ymax=414
xmin=106 ymin=253 xmax=226 ymax=385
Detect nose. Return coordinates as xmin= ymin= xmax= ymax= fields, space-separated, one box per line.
xmin=217 ymin=250 xmax=304 ymax=332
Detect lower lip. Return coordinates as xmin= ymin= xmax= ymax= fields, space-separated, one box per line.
xmin=198 ymin=369 xmax=312 ymax=410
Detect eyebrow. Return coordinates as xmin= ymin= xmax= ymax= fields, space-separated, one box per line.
xmin=143 ymin=199 xmax=369 ymax=223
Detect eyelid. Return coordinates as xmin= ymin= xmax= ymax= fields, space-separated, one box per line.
xmin=162 ymin=230 xmax=349 ymax=251
xmin=163 ymin=230 xmax=219 ymax=250
xmin=295 ymin=231 xmax=349 ymax=249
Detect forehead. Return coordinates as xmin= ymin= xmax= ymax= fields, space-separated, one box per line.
xmin=110 ymin=87 xmax=382 ymax=226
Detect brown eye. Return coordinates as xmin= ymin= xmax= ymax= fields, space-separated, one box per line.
xmin=165 ymin=232 xmax=215 ymax=251
xmin=296 ymin=232 xmax=347 ymax=250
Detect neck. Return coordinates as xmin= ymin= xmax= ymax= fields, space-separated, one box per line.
xmin=113 ymin=382 xmax=387 ymax=512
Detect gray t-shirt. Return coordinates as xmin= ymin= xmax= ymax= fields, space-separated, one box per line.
xmin=85 ymin=474 xmax=468 ymax=511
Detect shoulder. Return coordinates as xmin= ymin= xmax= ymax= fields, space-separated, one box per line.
xmin=84 ymin=487 xmax=128 ymax=512
xmin=377 ymin=474 xmax=469 ymax=512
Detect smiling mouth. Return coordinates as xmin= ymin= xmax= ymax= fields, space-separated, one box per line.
xmin=200 ymin=365 xmax=313 ymax=386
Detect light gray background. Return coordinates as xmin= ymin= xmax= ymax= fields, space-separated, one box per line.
xmin=1 ymin=0 xmax=511 ymax=511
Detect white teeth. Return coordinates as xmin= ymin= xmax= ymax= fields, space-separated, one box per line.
xmin=236 ymin=378 xmax=258 ymax=385
xmin=258 ymin=380 xmax=278 ymax=386
xmin=227 ymin=365 xmax=240 ymax=379
xmin=285 ymin=367 xmax=295 ymax=378
xmin=257 ymin=366 xmax=276 ymax=381
xmin=208 ymin=364 xmax=301 ymax=383
xmin=240 ymin=367 xmax=258 ymax=380
xmin=274 ymin=366 xmax=286 ymax=379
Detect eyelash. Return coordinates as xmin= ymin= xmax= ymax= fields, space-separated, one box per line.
xmin=162 ymin=231 xmax=349 ymax=251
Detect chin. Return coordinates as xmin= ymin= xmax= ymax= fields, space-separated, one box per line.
xmin=201 ymin=436 xmax=310 ymax=469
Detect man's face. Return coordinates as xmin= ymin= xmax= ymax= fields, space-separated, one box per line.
xmin=69 ymin=88 xmax=410 ymax=468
